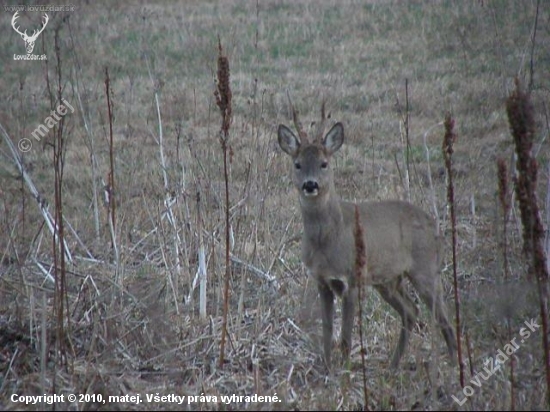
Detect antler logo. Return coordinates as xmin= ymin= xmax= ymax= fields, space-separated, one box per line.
xmin=12 ymin=11 xmax=49 ymax=54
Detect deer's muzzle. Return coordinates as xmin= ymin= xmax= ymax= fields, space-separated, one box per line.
xmin=302 ymin=180 xmax=319 ymax=196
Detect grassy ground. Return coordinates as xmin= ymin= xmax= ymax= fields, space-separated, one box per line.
xmin=1 ymin=0 xmax=549 ymax=410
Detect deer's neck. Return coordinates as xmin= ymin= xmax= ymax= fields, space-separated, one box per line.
xmin=300 ymin=188 xmax=343 ymax=244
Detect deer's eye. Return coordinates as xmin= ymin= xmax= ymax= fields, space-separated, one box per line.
xmin=321 ymin=162 xmax=328 ymax=169
xmin=294 ymin=162 xmax=301 ymax=170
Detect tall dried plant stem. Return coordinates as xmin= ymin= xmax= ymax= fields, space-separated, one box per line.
xmin=497 ymin=158 xmax=515 ymax=410
xmin=43 ymin=28 xmax=74 ymax=394
xmin=354 ymin=205 xmax=369 ymax=411
xmin=215 ymin=38 xmax=233 ymax=368
xmin=104 ymin=68 xmax=120 ymax=287
xmin=40 ymin=292 xmax=47 ymax=408
xmin=442 ymin=113 xmax=464 ymax=388
xmin=497 ymin=159 xmax=511 ymax=280
xmin=69 ymin=29 xmax=100 ymax=241
xmin=50 ymin=27 xmax=69 ymax=370
xmin=144 ymin=52 xmax=182 ymax=310
xmin=506 ymin=80 xmax=550 ymax=407
xmin=546 ymin=161 xmax=550 ymax=279
xmin=423 ymin=122 xmax=443 ymax=229
xmin=175 ymin=124 xmax=192 ymax=300
xmin=394 ymin=79 xmax=412 ymax=201
xmin=197 ymin=192 xmax=207 ymax=318
xmin=105 ymin=68 xmax=116 ymax=237
xmin=403 ymin=79 xmax=411 ymax=202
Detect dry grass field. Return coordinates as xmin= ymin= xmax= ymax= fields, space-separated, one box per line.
xmin=1 ymin=0 xmax=550 ymax=410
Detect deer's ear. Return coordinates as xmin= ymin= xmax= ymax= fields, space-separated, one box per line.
xmin=323 ymin=122 xmax=344 ymax=155
xmin=278 ymin=124 xmax=300 ymax=156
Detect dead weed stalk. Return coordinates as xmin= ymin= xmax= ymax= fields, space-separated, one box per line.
xmin=354 ymin=205 xmax=369 ymax=411
xmin=506 ymin=78 xmax=550 ymax=407
xmin=497 ymin=157 xmax=515 ymax=410
xmin=442 ymin=113 xmax=464 ymax=387
xmin=215 ymin=38 xmax=233 ymax=368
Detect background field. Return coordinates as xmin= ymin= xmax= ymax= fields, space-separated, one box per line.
xmin=1 ymin=0 xmax=550 ymax=410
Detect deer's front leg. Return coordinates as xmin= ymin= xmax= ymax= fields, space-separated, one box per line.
xmin=341 ymin=288 xmax=356 ymax=360
xmin=318 ymin=281 xmax=335 ymax=366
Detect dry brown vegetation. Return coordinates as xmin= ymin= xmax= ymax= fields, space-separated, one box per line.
xmin=1 ymin=0 xmax=549 ymax=410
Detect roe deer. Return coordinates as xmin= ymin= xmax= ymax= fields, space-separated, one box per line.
xmin=277 ymin=114 xmax=457 ymax=369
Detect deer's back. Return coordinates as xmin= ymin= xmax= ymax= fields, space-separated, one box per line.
xmin=342 ymin=199 xmax=440 ymax=285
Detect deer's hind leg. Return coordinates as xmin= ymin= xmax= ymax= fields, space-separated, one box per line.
xmin=408 ymin=272 xmax=457 ymax=365
xmin=375 ymin=277 xmax=419 ymax=369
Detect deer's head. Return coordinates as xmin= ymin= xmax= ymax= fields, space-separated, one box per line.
xmin=278 ymin=120 xmax=344 ymax=201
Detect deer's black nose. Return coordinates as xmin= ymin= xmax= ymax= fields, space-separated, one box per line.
xmin=303 ymin=181 xmax=319 ymax=193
